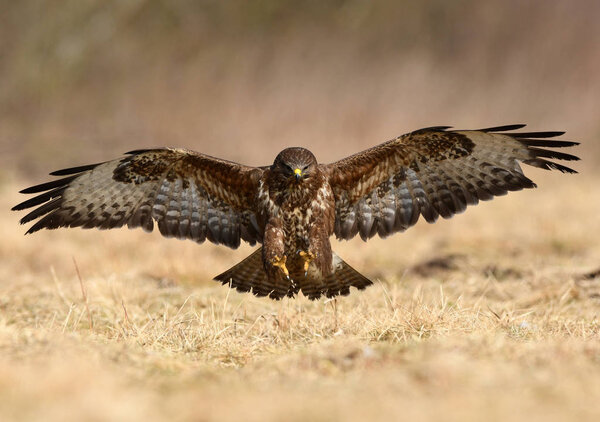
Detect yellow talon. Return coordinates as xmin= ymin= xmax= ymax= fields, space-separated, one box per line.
xmin=272 ymin=255 xmax=289 ymax=279
xmin=299 ymin=251 xmax=315 ymax=274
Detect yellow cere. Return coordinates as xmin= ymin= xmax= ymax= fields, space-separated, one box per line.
xmin=294 ymin=168 xmax=302 ymax=176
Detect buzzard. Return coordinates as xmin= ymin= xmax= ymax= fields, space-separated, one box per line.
xmin=13 ymin=124 xmax=579 ymax=299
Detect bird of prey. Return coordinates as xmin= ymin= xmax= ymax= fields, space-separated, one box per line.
xmin=13 ymin=124 xmax=579 ymax=299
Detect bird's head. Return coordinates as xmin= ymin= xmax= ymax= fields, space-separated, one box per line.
xmin=272 ymin=147 xmax=318 ymax=185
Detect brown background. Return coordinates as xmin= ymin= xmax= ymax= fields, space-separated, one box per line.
xmin=1 ymin=0 xmax=598 ymax=180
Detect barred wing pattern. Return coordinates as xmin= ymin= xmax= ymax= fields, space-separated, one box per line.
xmin=325 ymin=125 xmax=579 ymax=241
xmin=13 ymin=148 xmax=264 ymax=248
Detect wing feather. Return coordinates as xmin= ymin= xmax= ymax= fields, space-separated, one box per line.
xmin=324 ymin=125 xmax=579 ymax=241
xmin=13 ymin=148 xmax=264 ymax=248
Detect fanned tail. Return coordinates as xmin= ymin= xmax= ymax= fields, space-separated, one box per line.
xmin=213 ymin=249 xmax=373 ymax=300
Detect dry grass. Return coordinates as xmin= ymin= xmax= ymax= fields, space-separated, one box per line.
xmin=2 ymin=170 xmax=599 ymax=422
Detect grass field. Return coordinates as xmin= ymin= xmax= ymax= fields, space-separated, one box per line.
xmin=2 ymin=169 xmax=599 ymax=422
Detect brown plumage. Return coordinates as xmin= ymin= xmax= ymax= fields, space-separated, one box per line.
xmin=13 ymin=124 xmax=579 ymax=299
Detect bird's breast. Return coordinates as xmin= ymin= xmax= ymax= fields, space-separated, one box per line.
xmin=259 ymin=173 xmax=335 ymax=250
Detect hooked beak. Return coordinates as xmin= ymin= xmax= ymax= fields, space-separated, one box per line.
xmin=294 ymin=168 xmax=302 ymax=181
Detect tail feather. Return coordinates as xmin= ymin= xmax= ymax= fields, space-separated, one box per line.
xmin=213 ymin=247 xmax=296 ymax=299
xmin=213 ymin=248 xmax=373 ymax=300
xmin=323 ymin=253 xmax=373 ymax=298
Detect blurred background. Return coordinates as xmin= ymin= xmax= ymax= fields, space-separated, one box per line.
xmin=1 ymin=0 xmax=598 ymax=180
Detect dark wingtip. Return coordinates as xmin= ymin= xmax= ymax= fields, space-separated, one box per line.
xmin=19 ymin=186 xmax=39 ymax=194
xmin=527 ymin=148 xmax=580 ymax=162
xmin=523 ymin=158 xmax=578 ymax=174
xmin=510 ymin=131 xmax=566 ymax=138
xmin=18 ymin=175 xmax=81 ymax=195
xmin=24 ymin=221 xmax=46 ymax=235
xmin=519 ymin=139 xmax=579 ymax=148
xmin=478 ymin=124 xmax=527 ymax=132
xmin=514 ymin=125 xmax=580 ymax=173
xmin=418 ymin=125 xmax=453 ymax=131
xmin=49 ymin=163 xmax=101 ymax=176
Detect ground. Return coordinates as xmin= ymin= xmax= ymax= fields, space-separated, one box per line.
xmin=1 ymin=170 xmax=599 ymax=422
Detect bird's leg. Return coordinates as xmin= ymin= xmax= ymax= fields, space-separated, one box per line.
xmin=298 ymin=250 xmax=315 ymax=276
xmin=271 ymin=255 xmax=290 ymax=280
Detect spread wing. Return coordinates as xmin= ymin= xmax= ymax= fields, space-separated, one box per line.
xmin=323 ymin=124 xmax=579 ymax=241
xmin=13 ymin=148 xmax=265 ymax=248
